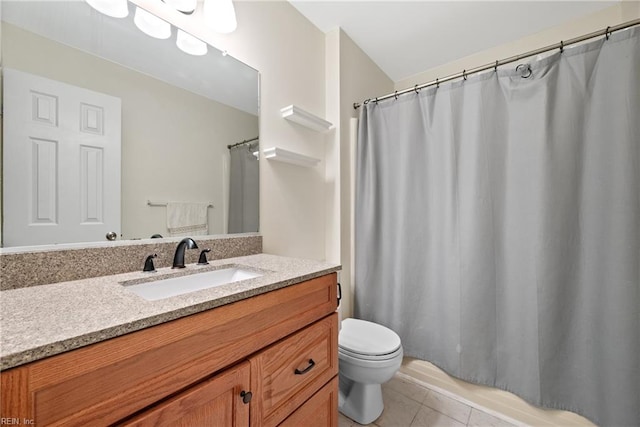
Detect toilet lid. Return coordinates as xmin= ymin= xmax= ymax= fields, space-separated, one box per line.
xmin=339 ymin=318 xmax=401 ymax=356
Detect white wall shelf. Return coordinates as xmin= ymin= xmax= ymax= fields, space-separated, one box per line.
xmin=280 ymin=105 xmax=333 ymax=133
xmin=263 ymin=147 xmax=320 ymax=168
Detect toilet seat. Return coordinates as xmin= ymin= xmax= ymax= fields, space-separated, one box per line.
xmin=339 ymin=345 xmax=403 ymax=361
xmin=339 ymin=318 xmax=401 ymax=359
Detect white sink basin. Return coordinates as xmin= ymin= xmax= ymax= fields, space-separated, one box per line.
xmin=124 ymin=267 xmax=263 ymax=301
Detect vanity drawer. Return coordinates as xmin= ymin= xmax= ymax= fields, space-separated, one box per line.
xmin=278 ymin=376 xmax=338 ymax=427
xmin=250 ymin=313 xmax=338 ymax=427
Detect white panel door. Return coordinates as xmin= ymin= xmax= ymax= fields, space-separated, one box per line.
xmin=3 ymin=68 xmax=121 ymax=247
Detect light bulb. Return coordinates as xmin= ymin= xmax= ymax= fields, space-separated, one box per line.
xmin=176 ymin=30 xmax=208 ymax=56
xmin=85 ymin=0 xmax=128 ymax=18
xmin=203 ymin=0 xmax=237 ymax=34
xmin=134 ymin=7 xmax=171 ymax=39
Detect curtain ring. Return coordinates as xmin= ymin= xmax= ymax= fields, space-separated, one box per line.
xmin=605 ymin=26 xmax=611 ymax=40
xmin=363 ymin=99 xmax=370 ymax=105
xmin=436 ymin=78 xmax=439 ymax=89
xmin=463 ymin=69 xmax=467 ymax=80
xmin=494 ymin=60 xmax=499 ymax=72
xmin=516 ymin=63 xmax=532 ymax=79
xmin=559 ymin=40 xmax=564 ymax=53
xmin=374 ymin=97 xmax=379 ymax=104
xmin=414 ymin=84 xmax=420 ymax=94
xmin=394 ymin=91 xmax=398 ymax=100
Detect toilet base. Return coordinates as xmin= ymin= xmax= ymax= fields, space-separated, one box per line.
xmin=338 ymin=375 xmax=384 ymax=425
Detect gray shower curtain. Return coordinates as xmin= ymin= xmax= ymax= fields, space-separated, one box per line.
xmin=355 ymin=28 xmax=639 ymax=426
xmin=228 ymin=143 xmax=259 ymax=233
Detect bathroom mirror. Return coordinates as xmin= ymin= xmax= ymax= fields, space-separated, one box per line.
xmin=1 ymin=0 xmax=260 ymax=248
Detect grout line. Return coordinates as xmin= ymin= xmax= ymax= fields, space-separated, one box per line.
xmin=422 ymin=394 xmax=473 ymax=427
xmin=396 ymin=371 xmax=528 ymax=427
xmin=427 ymin=405 xmax=470 ymax=427
xmin=464 ymin=405 xmax=472 ymax=425
xmin=408 ymin=407 xmax=420 ymax=427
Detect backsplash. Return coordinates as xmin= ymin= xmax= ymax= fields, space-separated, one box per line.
xmin=0 ymin=234 xmax=262 ymax=290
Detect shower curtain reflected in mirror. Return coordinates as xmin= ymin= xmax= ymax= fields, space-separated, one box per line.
xmin=355 ymin=28 xmax=639 ymax=427
xmin=228 ymin=142 xmax=259 ymax=233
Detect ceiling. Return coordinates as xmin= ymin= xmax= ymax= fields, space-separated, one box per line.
xmin=289 ymin=1 xmax=618 ymax=82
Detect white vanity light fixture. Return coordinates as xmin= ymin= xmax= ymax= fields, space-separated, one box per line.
xmin=85 ymin=0 xmax=129 ymax=18
xmin=177 ymin=30 xmax=208 ymax=56
xmin=203 ymin=0 xmax=237 ymax=34
xmin=134 ymin=7 xmax=172 ymax=39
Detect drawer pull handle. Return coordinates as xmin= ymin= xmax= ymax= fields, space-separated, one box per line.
xmin=294 ymin=359 xmax=316 ymax=375
xmin=240 ymin=390 xmax=252 ymax=404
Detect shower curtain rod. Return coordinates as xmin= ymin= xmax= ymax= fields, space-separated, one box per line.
xmin=227 ymin=136 xmax=259 ymax=149
xmin=353 ymin=18 xmax=640 ymax=109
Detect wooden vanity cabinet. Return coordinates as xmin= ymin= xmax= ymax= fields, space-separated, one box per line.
xmin=0 ymin=273 xmax=339 ymax=426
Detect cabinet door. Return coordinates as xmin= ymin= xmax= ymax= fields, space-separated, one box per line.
xmin=250 ymin=313 xmax=338 ymax=427
xmin=119 ymin=361 xmax=251 ymax=427
xmin=278 ymin=377 xmax=338 ymax=427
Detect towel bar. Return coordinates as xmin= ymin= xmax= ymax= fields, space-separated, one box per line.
xmin=147 ymin=200 xmax=214 ymax=208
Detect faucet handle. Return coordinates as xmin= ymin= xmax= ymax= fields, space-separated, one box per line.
xmin=198 ymin=249 xmax=211 ymax=265
xmin=143 ymin=254 xmax=158 ymax=272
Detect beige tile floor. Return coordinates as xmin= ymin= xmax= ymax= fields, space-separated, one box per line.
xmin=339 ymin=375 xmax=517 ymax=427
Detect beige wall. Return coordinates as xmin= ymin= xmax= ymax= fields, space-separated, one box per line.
xmin=326 ymin=28 xmax=394 ymax=318
xmin=395 ymin=2 xmax=640 ymax=90
xmin=325 ymin=30 xmax=341 ymax=268
xmin=132 ymin=0 xmax=329 ymax=260
xmin=2 ymin=23 xmax=258 ymax=241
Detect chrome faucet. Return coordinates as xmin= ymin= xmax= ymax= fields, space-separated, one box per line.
xmin=172 ymin=237 xmax=198 ymax=269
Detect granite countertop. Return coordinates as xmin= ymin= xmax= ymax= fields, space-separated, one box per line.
xmin=0 ymin=253 xmax=340 ymax=370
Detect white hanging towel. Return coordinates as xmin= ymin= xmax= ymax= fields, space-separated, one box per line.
xmin=166 ymin=202 xmax=209 ymax=237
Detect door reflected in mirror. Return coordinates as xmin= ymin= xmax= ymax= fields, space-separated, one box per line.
xmin=1 ymin=0 xmax=260 ymax=248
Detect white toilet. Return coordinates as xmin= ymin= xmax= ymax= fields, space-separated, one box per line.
xmin=338 ymin=318 xmax=403 ymax=425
